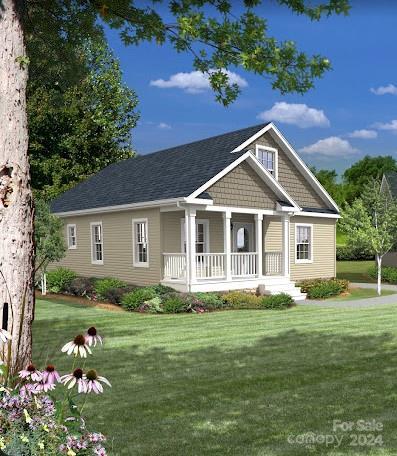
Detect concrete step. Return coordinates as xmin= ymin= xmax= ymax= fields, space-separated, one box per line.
xmin=258 ymin=282 xmax=306 ymax=302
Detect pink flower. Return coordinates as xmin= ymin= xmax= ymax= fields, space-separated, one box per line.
xmin=19 ymin=382 xmax=41 ymax=397
xmin=84 ymin=370 xmax=111 ymax=394
xmin=19 ymin=364 xmax=42 ymax=382
xmin=62 ymin=334 xmax=92 ymax=358
xmin=61 ymin=368 xmax=87 ymax=393
xmin=85 ymin=327 xmax=103 ymax=347
xmin=41 ymin=364 xmax=61 ymax=392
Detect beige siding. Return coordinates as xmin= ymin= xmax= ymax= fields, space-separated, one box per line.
xmin=289 ymin=216 xmax=336 ymax=281
xmin=206 ymin=161 xmax=278 ymax=209
xmin=53 ymin=208 xmax=161 ymax=286
xmin=264 ymin=216 xmax=282 ymax=252
xmin=250 ymin=132 xmax=327 ymax=209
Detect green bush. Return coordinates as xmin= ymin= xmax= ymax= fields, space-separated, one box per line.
xmin=194 ymin=292 xmax=226 ymax=310
xmin=162 ymin=293 xmax=189 ymax=313
xmin=120 ymin=287 xmax=157 ymax=311
xmin=68 ymin=276 xmax=96 ymax=297
xmin=103 ymin=285 xmax=136 ymax=305
xmin=368 ymin=265 xmax=397 ymax=284
xmin=94 ymin=277 xmax=127 ymax=300
xmin=222 ymin=291 xmax=261 ymax=309
xmin=336 ymin=245 xmax=374 ymax=261
xmin=299 ymin=278 xmax=349 ymax=299
xmin=139 ymin=296 xmax=164 ymax=313
xmin=148 ymin=284 xmax=176 ymax=295
xmin=46 ymin=267 xmax=77 ymax=293
xmin=261 ymin=293 xmax=294 ymax=309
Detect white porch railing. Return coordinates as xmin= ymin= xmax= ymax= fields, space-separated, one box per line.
xmin=264 ymin=251 xmax=283 ymax=275
xmin=231 ymin=252 xmax=257 ymax=277
xmin=163 ymin=253 xmax=186 ymax=280
xmin=196 ymin=253 xmax=225 ymax=279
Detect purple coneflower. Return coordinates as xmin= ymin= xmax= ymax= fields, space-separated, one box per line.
xmin=19 ymin=382 xmax=40 ymax=397
xmin=41 ymin=364 xmax=61 ymax=392
xmin=62 ymin=334 xmax=92 ymax=358
xmin=84 ymin=370 xmax=111 ymax=394
xmin=61 ymin=368 xmax=87 ymax=393
xmin=0 ymin=329 xmax=12 ymax=343
xmin=85 ymin=327 xmax=103 ymax=347
xmin=19 ymin=364 xmax=43 ymax=382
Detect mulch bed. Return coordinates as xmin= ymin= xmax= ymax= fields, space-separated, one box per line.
xmin=35 ymin=291 xmax=124 ymax=312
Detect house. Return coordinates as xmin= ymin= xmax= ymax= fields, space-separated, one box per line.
xmin=381 ymin=170 xmax=397 ymax=267
xmin=51 ymin=122 xmax=340 ymax=300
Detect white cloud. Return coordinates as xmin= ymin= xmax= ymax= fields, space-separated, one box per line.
xmin=150 ymin=70 xmax=248 ymax=94
xmin=257 ymin=102 xmax=330 ymax=128
xmin=373 ymin=119 xmax=397 ymax=132
xmin=370 ymin=84 xmax=397 ymax=95
xmin=299 ymin=136 xmax=358 ymax=157
xmin=348 ymin=129 xmax=378 ymax=139
xmin=158 ymin=122 xmax=171 ymax=130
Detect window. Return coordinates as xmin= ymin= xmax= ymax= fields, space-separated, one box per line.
xmin=133 ymin=219 xmax=149 ymax=267
xmin=295 ymin=224 xmax=313 ymax=263
xmin=90 ymin=222 xmax=103 ymax=264
xmin=67 ymin=224 xmax=77 ymax=249
xmin=256 ymin=145 xmax=278 ymax=178
xmin=181 ymin=219 xmax=209 ymax=253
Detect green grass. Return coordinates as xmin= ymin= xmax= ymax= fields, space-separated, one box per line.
xmin=337 ymin=260 xmax=375 ymax=282
xmin=332 ymin=287 xmax=395 ymax=301
xmin=34 ymin=298 xmax=397 ymax=455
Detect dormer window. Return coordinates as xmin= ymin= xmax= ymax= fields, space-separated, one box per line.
xmin=255 ymin=145 xmax=278 ymax=179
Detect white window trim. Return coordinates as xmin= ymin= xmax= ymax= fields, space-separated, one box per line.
xmin=295 ymin=223 xmax=313 ymax=264
xmin=90 ymin=221 xmax=104 ymax=265
xmin=67 ymin=224 xmax=77 ymax=250
xmin=132 ymin=218 xmax=149 ymax=268
xmin=255 ymin=144 xmax=278 ymax=180
xmin=180 ymin=219 xmax=210 ymax=253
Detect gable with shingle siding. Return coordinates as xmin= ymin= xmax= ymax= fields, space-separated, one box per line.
xmin=205 ymin=161 xmax=278 ymax=209
xmin=250 ymin=132 xmax=327 ymax=209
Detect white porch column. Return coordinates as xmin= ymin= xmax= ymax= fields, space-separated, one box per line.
xmin=186 ymin=207 xmax=197 ymax=287
xmin=255 ymin=214 xmax=263 ymax=277
xmin=282 ymin=214 xmax=290 ymax=277
xmin=223 ymin=210 xmax=232 ymax=281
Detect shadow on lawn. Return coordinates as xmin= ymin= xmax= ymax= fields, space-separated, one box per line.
xmin=34 ymin=314 xmax=397 ymax=456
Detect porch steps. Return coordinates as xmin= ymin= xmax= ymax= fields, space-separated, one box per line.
xmin=258 ymin=279 xmax=307 ymax=302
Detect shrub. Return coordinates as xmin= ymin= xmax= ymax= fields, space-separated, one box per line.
xmin=299 ymin=278 xmax=349 ymax=299
xmin=139 ymin=296 xmax=164 ymax=313
xmin=46 ymin=267 xmax=77 ymax=293
xmin=148 ymin=284 xmax=176 ymax=295
xmin=222 ymin=291 xmax=261 ymax=309
xmin=368 ymin=265 xmax=397 ymax=284
xmin=94 ymin=277 xmax=127 ymax=300
xmin=193 ymin=292 xmax=226 ymax=310
xmin=68 ymin=276 xmax=96 ymax=297
xmin=121 ymin=287 xmax=157 ymax=311
xmin=336 ymin=245 xmax=374 ymax=261
xmin=261 ymin=293 xmax=294 ymax=309
xmin=162 ymin=293 xmax=190 ymax=313
xmin=102 ymin=285 xmax=137 ymax=305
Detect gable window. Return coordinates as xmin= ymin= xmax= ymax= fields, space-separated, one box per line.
xmin=67 ymin=224 xmax=77 ymax=249
xmin=181 ymin=219 xmax=209 ymax=253
xmin=255 ymin=145 xmax=278 ymax=179
xmin=295 ymin=224 xmax=313 ymax=263
xmin=133 ymin=219 xmax=149 ymax=267
xmin=91 ymin=222 xmax=103 ymax=264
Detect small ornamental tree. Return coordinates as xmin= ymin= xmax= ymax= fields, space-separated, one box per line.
xmin=340 ymin=179 xmax=397 ymax=295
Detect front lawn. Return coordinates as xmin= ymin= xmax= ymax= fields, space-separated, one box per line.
xmin=34 ymin=298 xmax=397 ymax=455
xmin=332 ymin=287 xmax=395 ymax=301
xmin=336 ymin=260 xmax=375 ymax=282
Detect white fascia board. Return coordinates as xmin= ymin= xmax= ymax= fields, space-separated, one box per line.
xmin=233 ymin=122 xmax=340 ymax=214
xmin=296 ymin=211 xmax=341 ymax=219
xmin=54 ymin=197 xmax=185 ymax=217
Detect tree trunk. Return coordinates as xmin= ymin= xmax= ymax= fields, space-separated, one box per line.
xmin=376 ymin=254 xmax=382 ymax=296
xmin=0 ymin=0 xmax=34 ymax=377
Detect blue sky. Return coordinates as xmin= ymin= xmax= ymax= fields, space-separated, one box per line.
xmin=105 ymin=1 xmax=396 ymax=175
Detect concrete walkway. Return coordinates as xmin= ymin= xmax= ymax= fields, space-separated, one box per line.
xmin=300 ymin=282 xmax=397 ymax=308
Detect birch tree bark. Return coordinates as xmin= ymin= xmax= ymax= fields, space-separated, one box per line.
xmin=0 ymin=0 xmax=34 ymax=376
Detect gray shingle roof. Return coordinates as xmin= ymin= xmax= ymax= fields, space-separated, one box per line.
xmin=384 ymin=170 xmax=397 ymax=197
xmin=51 ymin=124 xmax=268 ymax=213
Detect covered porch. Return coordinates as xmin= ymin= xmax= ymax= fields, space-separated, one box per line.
xmin=160 ymin=205 xmax=292 ymax=292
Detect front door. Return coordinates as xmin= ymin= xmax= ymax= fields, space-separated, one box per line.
xmin=232 ymin=222 xmax=254 ymax=252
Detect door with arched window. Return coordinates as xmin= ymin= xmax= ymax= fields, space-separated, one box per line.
xmin=232 ymin=223 xmax=254 ymax=252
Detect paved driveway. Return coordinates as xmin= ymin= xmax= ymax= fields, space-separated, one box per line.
xmin=300 ymin=282 xmax=397 ymax=308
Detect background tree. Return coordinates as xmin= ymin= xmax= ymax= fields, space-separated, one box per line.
xmin=29 ymin=40 xmax=139 ymax=199
xmin=310 ymin=167 xmax=345 ymax=207
xmin=0 ymin=0 xmax=350 ymax=374
xmin=340 ymin=179 xmax=397 ymax=295
xmin=342 ymin=155 xmax=397 ymax=203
